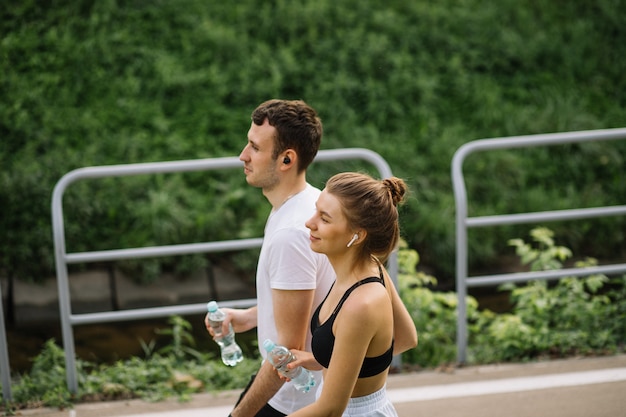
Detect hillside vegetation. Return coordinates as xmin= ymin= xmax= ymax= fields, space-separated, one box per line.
xmin=2 ymin=0 xmax=625 ymax=286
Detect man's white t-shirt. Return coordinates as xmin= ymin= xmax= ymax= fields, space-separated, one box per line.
xmin=256 ymin=184 xmax=335 ymax=415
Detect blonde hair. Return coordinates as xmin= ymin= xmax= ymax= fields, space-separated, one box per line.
xmin=325 ymin=172 xmax=407 ymax=264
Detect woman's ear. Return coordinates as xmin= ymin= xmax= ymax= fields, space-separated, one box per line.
xmin=347 ymin=230 xmax=367 ymax=247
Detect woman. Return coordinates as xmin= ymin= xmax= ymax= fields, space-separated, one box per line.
xmin=285 ymin=172 xmax=418 ymax=417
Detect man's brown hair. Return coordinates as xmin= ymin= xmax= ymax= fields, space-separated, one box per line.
xmin=252 ymin=99 xmax=323 ymax=173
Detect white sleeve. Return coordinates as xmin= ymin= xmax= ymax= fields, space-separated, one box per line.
xmin=264 ymin=227 xmax=318 ymax=291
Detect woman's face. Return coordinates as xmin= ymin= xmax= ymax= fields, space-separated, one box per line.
xmin=305 ymin=189 xmax=354 ymax=257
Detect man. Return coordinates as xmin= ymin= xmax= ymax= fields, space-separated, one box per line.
xmin=206 ymin=99 xmax=335 ymax=417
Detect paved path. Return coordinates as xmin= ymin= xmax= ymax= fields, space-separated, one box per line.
xmin=21 ymin=354 xmax=626 ymax=417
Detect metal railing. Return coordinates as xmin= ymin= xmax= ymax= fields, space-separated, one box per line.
xmin=452 ymin=127 xmax=626 ymax=364
xmin=0 ymin=283 xmax=12 ymax=401
xmin=51 ymin=148 xmax=394 ymax=392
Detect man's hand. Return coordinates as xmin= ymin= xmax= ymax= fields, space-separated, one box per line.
xmin=204 ymin=306 xmax=258 ymax=338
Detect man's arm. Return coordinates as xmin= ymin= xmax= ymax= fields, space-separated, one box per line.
xmin=230 ymin=289 xmax=315 ymax=417
xmin=230 ymin=360 xmax=284 ymax=417
xmin=272 ymin=288 xmax=315 ymax=349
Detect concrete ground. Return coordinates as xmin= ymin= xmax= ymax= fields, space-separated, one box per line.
xmin=18 ymin=353 xmax=626 ymax=417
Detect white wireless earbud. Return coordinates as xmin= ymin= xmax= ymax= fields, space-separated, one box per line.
xmin=347 ymin=233 xmax=359 ymax=248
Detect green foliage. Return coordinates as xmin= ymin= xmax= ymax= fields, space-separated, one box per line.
xmin=398 ymin=228 xmax=626 ymax=366
xmin=471 ymin=228 xmax=624 ymax=362
xmin=507 ymin=227 xmax=573 ymax=271
xmin=154 ymin=315 xmax=205 ymax=363
xmin=10 ymin=339 xmax=74 ymax=409
xmin=398 ymin=240 xmax=480 ymax=367
xmin=1 ymin=0 xmax=624 ymax=285
xmin=4 ymin=317 xmax=259 ymax=413
xmin=78 ymin=352 xmax=258 ymax=404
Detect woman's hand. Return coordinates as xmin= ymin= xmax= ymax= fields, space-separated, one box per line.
xmin=271 ymin=349 xmax=323 ymax=382
xmin=287 ymin=350 xmax=324 ymax=372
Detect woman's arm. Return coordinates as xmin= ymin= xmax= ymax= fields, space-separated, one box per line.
xmin=289 ymin=292 xmax=379 ymax=417
xmin=383 ymin=269 xmax=418 ymax=354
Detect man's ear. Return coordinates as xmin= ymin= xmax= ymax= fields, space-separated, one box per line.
xmin=280 ymin=150 xmax=296 ymax=169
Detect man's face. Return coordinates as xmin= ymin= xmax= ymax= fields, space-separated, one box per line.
xmin=239 ymin=119 xmax=280 ymax=191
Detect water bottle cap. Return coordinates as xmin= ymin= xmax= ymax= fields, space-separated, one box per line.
xmin=262 ymin=339 xmax=275 ymax=352
xmin=207 ymin=301 xmax=218 ymax=312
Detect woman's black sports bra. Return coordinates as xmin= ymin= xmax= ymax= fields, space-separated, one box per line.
xmin=310 ymin=265 xmax=394 ymax=378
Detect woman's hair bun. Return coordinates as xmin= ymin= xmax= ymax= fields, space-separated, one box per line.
xmin=383 ymin=177 xmax=407 ymax=206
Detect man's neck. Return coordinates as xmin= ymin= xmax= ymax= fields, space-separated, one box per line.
xmin=264 ymin=176 xmax=308 ymax=210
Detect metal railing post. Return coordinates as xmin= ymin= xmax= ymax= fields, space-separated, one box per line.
xmin=452 ymin=127 xmax=626 ymax=364
xmin=0 ymin=283 xmax=12 ymax=401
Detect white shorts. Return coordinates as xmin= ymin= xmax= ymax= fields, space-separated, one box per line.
xmin=317 ymin=381 xmax=398 ymax=417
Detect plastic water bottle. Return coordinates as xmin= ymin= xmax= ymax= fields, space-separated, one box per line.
xmin=263 ymin=339 xmax=315 ymax=393
xmin=207 ymin=301 xmax=243 ymax=366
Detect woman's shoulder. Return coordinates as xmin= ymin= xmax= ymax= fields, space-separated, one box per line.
xmin=339 ymin=280 xmax=389 ymax=321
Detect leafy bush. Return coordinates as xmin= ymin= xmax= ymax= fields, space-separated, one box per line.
xmin=9 ymin=339 xmax=74 ymax=410
xmin=1 ymin=0 xmax=624 ymax=287
xmin=4 ymin=315 xmax=260 ymax=413
xmin=399 ymin=228 xmax=626 ymax=366
xmin=471 ymin=228 xmax=625 ymax=362
xmin=398 ymin=239 xmax=464 ymax=367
